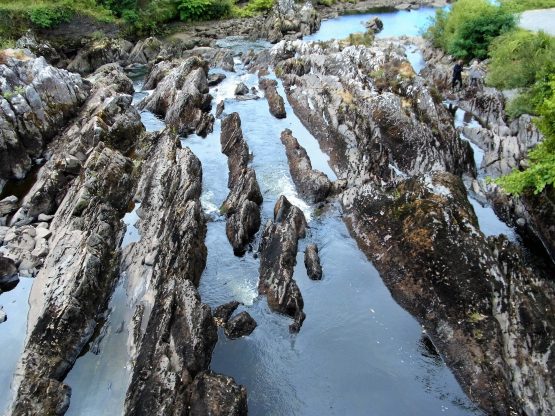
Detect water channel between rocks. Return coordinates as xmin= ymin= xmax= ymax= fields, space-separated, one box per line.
xmin=1 ymin=6 xmax=520 ymax=416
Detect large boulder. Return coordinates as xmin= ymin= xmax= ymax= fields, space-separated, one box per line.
xmin=0 ymin=255 xmax=19 ymax=293
xmin=280 ymin=129 xmax=331 ymax=203
xmin=187 ymin=372 xmax=248 ymax=416
xmin=258 ymin=195 xmax=307 ymax=332
xmin=220 ymin=113 xmax=263 ymax=255
xmin=0 ymin=51 xmax=89 ymax=191
xmin=304 ymin=243 xmax=322 ymax=280
xmin=224 ymin=311 xmax=257 ymax=339
xmin=127 ymin=37 xmax=163 ymax=65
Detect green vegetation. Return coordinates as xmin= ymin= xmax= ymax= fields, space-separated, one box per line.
xmin=426 ymin=0 xmax=555 ymax=195
xmin=0 ymin=0 xmax=276 ymax=41
xmin=500 ymin=0 xmax=555 ymax=12
xmin=496 ymin=71 xmax=555 ymax=195
xmin=345 ymin=30 xmax=374 ymax=47
xmin=425 ymin=0 xmax=515 ymax=60
xmin=487 ymin=30 xmax=555 ymax=90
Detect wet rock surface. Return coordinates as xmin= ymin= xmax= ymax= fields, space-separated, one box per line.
xmin=259 ymin=78 xmax=286 ymax=118
xmin=220 ymin=113 xmax=263 ymax=255
xmin=280 ymin=129 xmax=331 ymax=203
xmin=0 ymin=256 xmax=19 ymax=292
xmin=213 ymin=301 xmax=241 ymax=325
xmin=258 ymin=195 xmax=307 ymax=332
xmin=11 ymin=143 xmax=135 ymax=415
xmin=273 ymin=39 xmax=555 ymax=414
xmin=187 ymin=371 xmax=248 ymax=416
xmin=304 ymin=243 xmax=322 ymax=280
xmin=0 ymin=51 xmax=89 ymax=191
xmin=224 ymin=311 xmax=257 ymax=339
xmin=139 ymin=56 xmax=214 ymax=137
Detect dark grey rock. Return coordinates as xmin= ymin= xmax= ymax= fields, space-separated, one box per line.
xmin=235 ymin=82 xmax=249 ymax=96
xmin=224 ymin=311 xmax=257 ymax=339
xmin=213 ymin=301 xmax=241 ymax=325
xmin=0 ymin=256 xmax=19 ymax=293
xmin=304 ymin=244 xmax=322 ymax=280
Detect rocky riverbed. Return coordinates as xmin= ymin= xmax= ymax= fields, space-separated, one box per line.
xmin=1 ymin=2 xmax=553 ymax=416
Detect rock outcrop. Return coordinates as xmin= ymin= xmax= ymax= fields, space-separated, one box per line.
xmin=213 ymin=300 xmax=241 ymax=325
xmin=0 ymin=50 xmax=89 ymax=192
xmin=272 ymin=39 xmax=555 ymax=414
xmin=220 ymin=113 xmax=263 ymax=255
xmin=138 ymin=56 xmax=214 ymax=137
xmin=280 ymin=129 xmax=331 ymax=202
xmin=119 ymin=131 xmax=247 ymax=415
xmin=259 ymin=78 xmax=286 ymax=118
xmin=0 ymin=255 xmax=19 ymax=292
xmin=187 ymin=372 xmax=248 ymax=416
xmin=258 ymin=195 xmax=307 ymax=332
xmin=11 ymin=143 xmax=135 ymax=415
xmin=260 ymin=2 xmax=321 ymax=43
xmin=67 ymin=38 xmax=133 ymax=74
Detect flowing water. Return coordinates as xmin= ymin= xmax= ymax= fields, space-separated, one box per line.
xmin=1 ymin=6 xmax=521 ymax=416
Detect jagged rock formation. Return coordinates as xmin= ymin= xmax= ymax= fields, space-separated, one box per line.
xmin=67 ymin=38 xmax=134 ymax=74
xmin=187 ymin=372 xmax=248 ymax=416
xmin=272 ymin=39 xmax=555 ymax=414
xmin=280 ymin=129 xmax=331 ymax=202
xmin=127 ymin=37 xmax=163 ymax=65
xmin=213 ymin=300 xmax=241 ymax=325
xmin=0 ymin=50 xmax=89 ymax=192
xmin=138 ymin=56 xmax=214 ymax=137
xmin=273 ymin=40 xmax=474 ymax=187
xmin=220 ymin=112 xmax=263 ymax=255
xmin=121 ymin=131 xmax=247 ymax=416
xmin=422 ymin=43 xmax=554 ymax=262
xmin=258 ymin=195 xmax=307 ymax=332
xmin=259 ymin=78 xmax=286 ymax=118
xmin=11 ymin=143 xmax=135 ymax=415
xmin=259 ymin=2 xmax=321 ymax=43
xmin=304 ymin=243 xmax=322 ymax=280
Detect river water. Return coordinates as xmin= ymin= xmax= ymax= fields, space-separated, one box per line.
xmin=0 ymin=6 xmax=520 ymax=416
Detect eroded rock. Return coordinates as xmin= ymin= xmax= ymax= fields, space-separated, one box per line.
xmin=304 ymin=244 xmax=322 ymax=280
xmin=259 ymin=195 xmax=306 ymax=332
xmin=138 ymin=56 xmax=214 ymax=137
xmin=280 ymin=129 xmax=331 ymax=202
xmin=213 ymin=300 xmax=241 ymax=325
xmin=220 ymin=113 xmax=263 ymax=255
xmin=259 ymin=78 xmax=286 ymax=118
xmin=187 ymin=371 xmax=248 ymax=416
xmin=224 ymin=311 xmax=257 ymax=339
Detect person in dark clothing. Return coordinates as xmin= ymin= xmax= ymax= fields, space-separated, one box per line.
xmin=452 ymin=60 xmax=463 ymax=91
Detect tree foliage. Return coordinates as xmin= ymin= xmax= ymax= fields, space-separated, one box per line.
xmin=487 ymin=30 xmax=555 ymax=90
xmin=425 ymin=0 xmax=516 ymax=60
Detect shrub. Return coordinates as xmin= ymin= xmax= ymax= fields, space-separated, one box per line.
xmin=425 ymin=0 xmax=515 ymax=60
xmin=487 ymin=30 xmax=555 ymax=90
xmin=496 ymin=71 xmax=555 ymax=194
xmin=177 ymin=0 xmax=232 ymax=21
xmin=500 ymin=0 xmax=555 ymax=12
xmin=28 ymin=5 xmax=74 ymax=28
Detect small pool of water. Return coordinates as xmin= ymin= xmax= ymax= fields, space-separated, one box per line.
xmin=305 ymin=7 xmax=438 ymax=42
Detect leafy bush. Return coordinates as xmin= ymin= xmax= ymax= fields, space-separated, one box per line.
xmin=496 ymin=71 xmax=555 ymax=194
xmin=177 ymin=0 xmax=232 ymax=21
xmin=500 ymin=0 xmax=555 ymax=12
xmin=27 ymin=5 xmax=74 ymax=28
xmin=487 ymin=30 xmax=555 ymax=90
xmin=425 ymin=0 xmax=515 ymax=60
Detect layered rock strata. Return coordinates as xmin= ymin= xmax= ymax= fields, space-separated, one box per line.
xmin=272 ymin=39 xmax=555 ymax=414
xmin=259 ymin=78 xmax=286 ymax=118
xmin=220 ymin=112 xmax=263 ymax=256
xmin=0 ymin=50 xmax=89 ymax=191
xmin=138 ymin=56 xmax=214 ymax=137
xmin=280 ymin=129 xmax=331 ymax=203
xmin=258 ymin=195 xmax=307 ymax=332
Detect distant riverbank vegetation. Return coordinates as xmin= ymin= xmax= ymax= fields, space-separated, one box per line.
xmin=426 ymin=0 xmax=555 ymax=194
xmin=0 ymin=0 xmax=275 ymax=41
